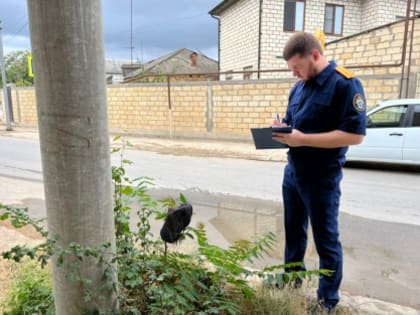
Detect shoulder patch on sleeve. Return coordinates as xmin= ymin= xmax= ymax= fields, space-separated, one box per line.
xmin=353 ymin=93 xmax=366 ymax=112
xmin=336 ymin=66 xmax=355 ymax=79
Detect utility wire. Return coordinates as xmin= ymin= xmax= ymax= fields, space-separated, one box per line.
xmin=11 ymin=20 xmax=28 ymax=37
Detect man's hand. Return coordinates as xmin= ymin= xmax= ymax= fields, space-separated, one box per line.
xmin=272 ymin=129 xmax=365 ymax=148
xmin=272 ymin=129 xmax=304 ymax=147
xmin=271 ymin=119 xmax=287 ymax=127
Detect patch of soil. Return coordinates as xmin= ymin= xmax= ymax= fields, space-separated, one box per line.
xmin=0 ymin=220 xmax=44 ymax=241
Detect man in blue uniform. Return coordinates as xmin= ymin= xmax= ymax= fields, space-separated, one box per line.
xmin=272 ymin=32 xmax=366 ymax=311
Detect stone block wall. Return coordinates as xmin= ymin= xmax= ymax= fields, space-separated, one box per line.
xmin=171 ymin=85 xmax=208 ymax=133
xmin=211 ymin=80 xmax=294 ymax=135
xmin=107 ymin=85 xmax=169 ymax=132
xmin=9 ymin=79 xmax=295 ymax=139
xmin=10 ymin=87 xmax=37 ymax=125
xmin=325 ymin=17 xmax=420 ymax=106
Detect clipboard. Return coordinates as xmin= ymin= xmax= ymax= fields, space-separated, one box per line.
xmin=272 ymin=126 xmax=292 ymax=133
xmin=250 ymin=127 xmax=289 ymax=150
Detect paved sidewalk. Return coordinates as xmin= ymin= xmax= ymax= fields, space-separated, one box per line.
xmin=0 ymin=125 xmax=287 ymax=162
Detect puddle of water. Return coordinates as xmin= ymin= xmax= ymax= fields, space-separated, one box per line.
xmin=148 ymin=188 xmax=318 ymax=268
xmin=149 ymin=188 xmax=420 ymax=310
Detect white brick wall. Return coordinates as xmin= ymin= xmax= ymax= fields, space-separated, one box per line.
xmin=361 ymin=0 xmax=415 ymax=30
xmin=259 ymin=0 xmax=365 ymax=77
xmin=219 ymin=0 xmax=260 ymax=80
xmin=260 ymin=0 xmax=286 ymax=72
xmin=216 ymin=0 xmax=419 ymax=78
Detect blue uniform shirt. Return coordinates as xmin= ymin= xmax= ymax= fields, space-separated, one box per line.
xmin=284 ymin=61 xmax=366 ymax=170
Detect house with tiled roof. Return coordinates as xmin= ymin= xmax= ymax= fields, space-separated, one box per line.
xmin=105 ymin=59 xmax=131 ymax=84
xmin=123 ymin=48 xmax=218 ymax=82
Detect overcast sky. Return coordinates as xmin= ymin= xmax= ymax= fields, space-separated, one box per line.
xmin=0 ymin=0 xmax=221 ymax=62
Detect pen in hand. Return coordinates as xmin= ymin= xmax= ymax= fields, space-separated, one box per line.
xmin=272 ymin=112 xmax=282 ymax=126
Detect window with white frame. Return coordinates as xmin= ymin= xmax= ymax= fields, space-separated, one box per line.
xmin=284 ymin=0 xmax=305 ymax=32
xmin=324 ymin=3 xmax=344 ymax=35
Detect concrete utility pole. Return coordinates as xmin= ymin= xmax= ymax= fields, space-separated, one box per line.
xmin=27 ymin=1 xmax=118 ymax=314
xmin=0 ymin=20 xmax=13 ymax=131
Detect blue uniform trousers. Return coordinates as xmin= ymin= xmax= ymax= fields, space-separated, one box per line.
xmin=282 ymin=163 xmax=343 ymax=308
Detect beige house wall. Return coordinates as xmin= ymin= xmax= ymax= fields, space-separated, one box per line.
xmin=259 ymin=0 xmax=366 ymax=75
xmin=218 ymin=0 xmax=260 ymax=80
xmin=217 ymin=0 xmax=419 ymax=76
xmin=361 ymin=0 xmax=412 ymax=30
xmin=259 ymin=0 xmax=287 ymax=72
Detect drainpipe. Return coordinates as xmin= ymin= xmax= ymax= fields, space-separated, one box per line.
xmin=209 ymin=13 xmax=219 ymax=133
xmin=257 ymin=0 xmax=263 ymax=79
xmin=210 ymin=14 xmax=221 ymax=76
xmin=167 ymin=74 xmax=173 ymax=138
xmin=405 ymin=0 xmax=416 ymax=98
xmin=399 ymin=0 xmax=412 ymax=98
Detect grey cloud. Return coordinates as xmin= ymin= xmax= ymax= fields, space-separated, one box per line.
xmin=0 ymin=0 xmax=220 ymax=60
xmin=103 ymin=0 xmax=220 ymax=60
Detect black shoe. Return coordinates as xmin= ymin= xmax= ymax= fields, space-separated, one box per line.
xmin=160 ymin=203 xmax=193 ymax=243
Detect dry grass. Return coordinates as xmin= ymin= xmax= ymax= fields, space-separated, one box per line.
xmin=0 ymin=258 xmax=13 ymax=304
xmin=237 ymin=285 xmax=361 ymax=315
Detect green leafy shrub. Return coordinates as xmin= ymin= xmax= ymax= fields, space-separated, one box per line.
xmin=1 ymin=259 xmax=54 ymax=315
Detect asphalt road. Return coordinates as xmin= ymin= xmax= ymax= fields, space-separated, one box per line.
xmin=0 ymin=135 xmax=419 ymax=225
xmin=122 ymin=149 xmax=420 ymax=226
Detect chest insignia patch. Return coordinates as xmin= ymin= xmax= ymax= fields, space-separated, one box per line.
xmin=353 ymin=93 xmax=366 ymax=112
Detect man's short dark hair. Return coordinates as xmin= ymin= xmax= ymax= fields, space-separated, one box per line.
xmin=283 ymin=32 xmax=322 ymax=61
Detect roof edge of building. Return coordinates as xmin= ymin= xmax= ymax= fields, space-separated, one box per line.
xmin=209 ymin=0 xmax=241 ymax=16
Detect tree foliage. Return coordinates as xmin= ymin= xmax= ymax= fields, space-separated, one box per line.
xmin=0 ymin=50 xmax=34 ymax=87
